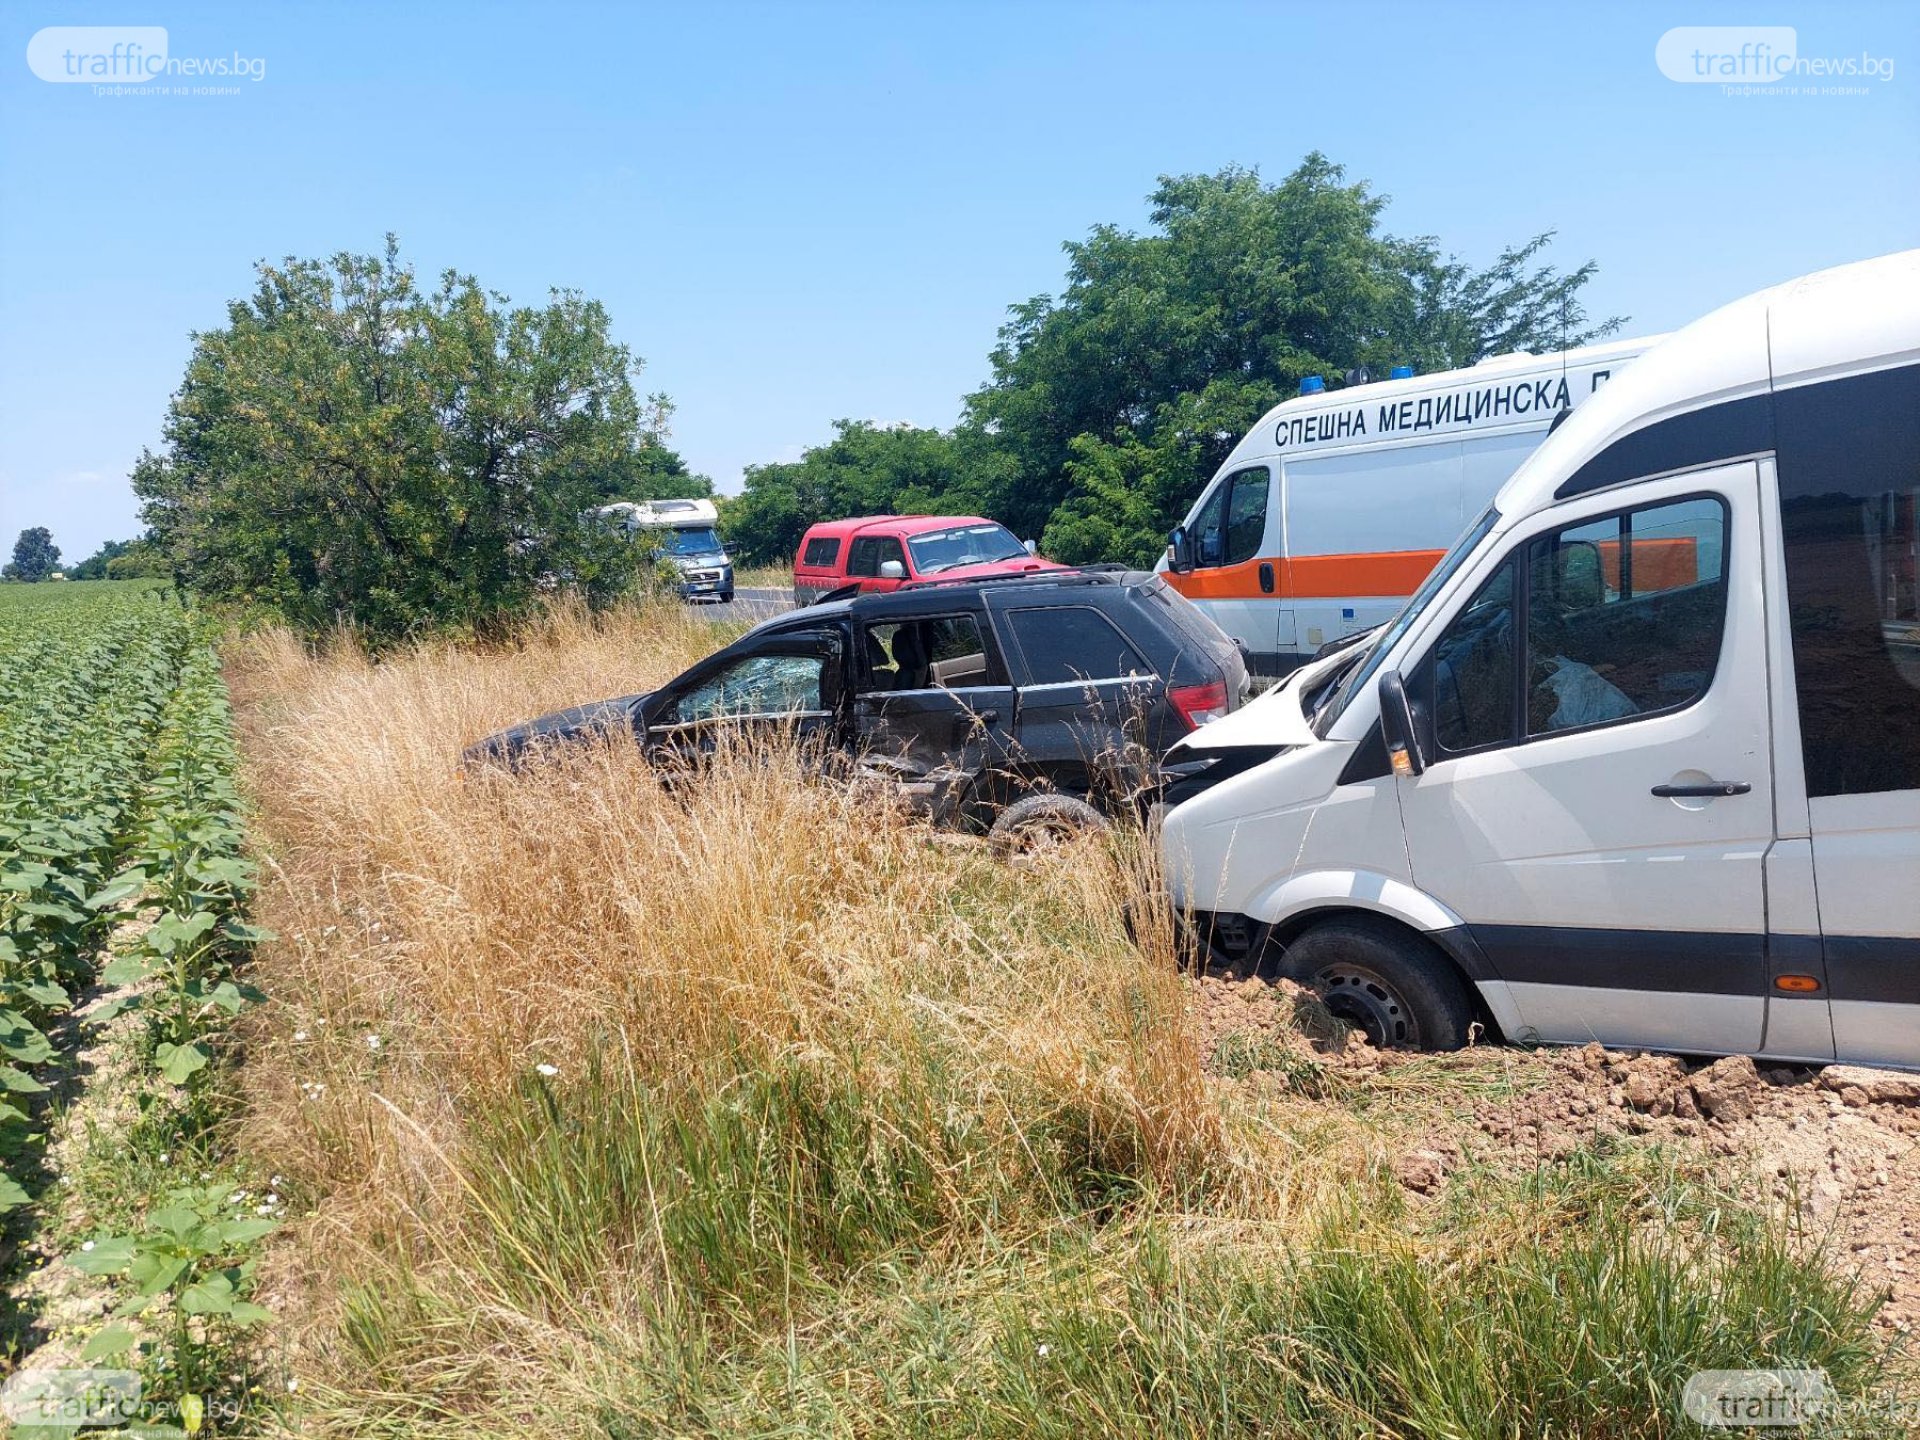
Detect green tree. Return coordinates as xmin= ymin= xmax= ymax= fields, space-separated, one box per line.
xmin=5 ymin=527 xmax=60 ymax=581
xmin=721 ymin=420 xmax=1013 ymax=564
xmin=968 ymin=155 xmax=1621 ymax=563
xmin=67 ymin=537 xmax=170 ymax=580
xmin=135 ymin=237 xmax=668 ymax=643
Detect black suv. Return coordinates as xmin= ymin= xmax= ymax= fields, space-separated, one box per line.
xmin=469 ymin=571 xmax=1249 ymax=842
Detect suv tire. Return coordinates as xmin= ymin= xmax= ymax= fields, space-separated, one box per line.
xmin=989 ymin=793 xmax=1109 ymax=858
xmin=1280 ymin=917 xmax=1474 ymax=1051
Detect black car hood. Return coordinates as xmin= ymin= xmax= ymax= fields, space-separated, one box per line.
xmin=465 ymin=693 xmax=651 ymax=766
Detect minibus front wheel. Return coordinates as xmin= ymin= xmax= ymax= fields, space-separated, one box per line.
xmin=1282 ymin=916 xmax=1475 ymax=1051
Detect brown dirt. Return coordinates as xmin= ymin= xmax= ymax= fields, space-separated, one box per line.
xmin=1189 ymin=971 xmax=1920 ymax=1341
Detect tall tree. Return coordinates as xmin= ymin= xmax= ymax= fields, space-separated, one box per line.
xmin=4 ymin=527 xmax=60 ymax=582
xmin=135 ymin=237 xmax=671 ymax=642
xmin=968 ymin=156 xmax=1621 ymax=564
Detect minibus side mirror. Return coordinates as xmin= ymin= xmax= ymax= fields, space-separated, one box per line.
xmin=1377 ymin=669 xmax=1427 ymax=777
xmin=1168 ymin=526 xmax=1195 ymax=574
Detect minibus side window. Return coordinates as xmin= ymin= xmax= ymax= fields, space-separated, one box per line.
xmin=1523 ymin=497 xmax=1728 ymax=735
xmin=1776 ymin=365 xmax=1920 ymax=797
xmin=1427 ymin=560 xmax=1516 ymax=753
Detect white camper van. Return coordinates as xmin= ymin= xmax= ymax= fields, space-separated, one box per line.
xmin=1160 ymin=250 xmax=1920 ymax=1070
xmin=596 ymin=497 xmax=734 ymax=602
xmin=1161 ymin=338 xmax=1653 ymax=674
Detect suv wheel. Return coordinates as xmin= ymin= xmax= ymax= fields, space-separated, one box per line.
xmin=1280 ymin=917 xmax=1474 ymax=1051
xmin=988 ymin=793 xmax=1109 ymax=859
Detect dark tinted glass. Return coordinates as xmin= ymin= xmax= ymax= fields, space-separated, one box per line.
xmin=1777 ymin=364 xmax=1920 ymax=797
xmin=846 ymin=537 xmax=903 ymax=577
xmin=1224 ymin=467 xmax=1270 ymax=565
xmin=1006 ymin=606 xmax=1149 ymax=684
xmin=1429 ymin=560 xmax=1516 ymax=752
xmin=803 ymin=537 xmax=841 ymax=567
xmin=1524 ymin=496 xmax=1727 ymax=736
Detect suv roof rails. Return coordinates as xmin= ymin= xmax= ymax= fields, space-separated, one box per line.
xmin=817 ymin=582 xmax=865 ymax=604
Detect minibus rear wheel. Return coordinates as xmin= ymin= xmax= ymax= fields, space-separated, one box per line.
xmin=1282 ymin=917 xmax=1474 ymax=1051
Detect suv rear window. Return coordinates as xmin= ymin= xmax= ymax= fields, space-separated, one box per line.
xmin=802 ymin=536 xmax=841 ymax=567
xmin=1005 ymin=606 xmax=1150 ymax=684
xmin=1139 ymin=576 xmax=1227 ymax=654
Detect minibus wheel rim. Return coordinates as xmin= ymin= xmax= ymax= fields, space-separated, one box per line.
xmin=1315 ymin=964 xmax=1418 ymax=1049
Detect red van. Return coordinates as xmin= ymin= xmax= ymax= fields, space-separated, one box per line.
xmin=792 ymin=515 xmax=1066 ymax=605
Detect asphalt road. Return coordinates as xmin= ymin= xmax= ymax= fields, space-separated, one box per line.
xmin=720 ymin=586 xmax=793 ymax=624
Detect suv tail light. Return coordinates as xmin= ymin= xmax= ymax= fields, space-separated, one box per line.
xmin=1168 ymin=679 xmax=1229 ymax=730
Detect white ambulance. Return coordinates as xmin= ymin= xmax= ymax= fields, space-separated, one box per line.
xmin=1160 ymin=250 xmax=1920 ymax=1069
xmin=1162 ymin=338 xmax=1652 ymax=674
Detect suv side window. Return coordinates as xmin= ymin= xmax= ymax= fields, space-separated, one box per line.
xmin=802 ymin=536 xmax=840 ymax=567
xmin=669 ymin=653 xmax=826 ymax=723
xmin=1421 ymin=494 xmax=1730 ymax=751
xmin=861 ymin=615 xmax=989 ymax=693
xmin=847 ymin=535 xmax=906 ymax=578
xmin=1005 ymin=605 xmax=1150 ymax=685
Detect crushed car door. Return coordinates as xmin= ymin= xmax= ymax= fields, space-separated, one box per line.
xmin=852 ymin=612 xmax=1013 ymax=821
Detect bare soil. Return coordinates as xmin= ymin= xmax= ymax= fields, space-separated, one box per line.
xmin=1190 ymin=971 xmax=1920 ymax=1340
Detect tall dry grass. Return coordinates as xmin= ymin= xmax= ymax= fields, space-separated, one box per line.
xmin=223 ymin=598 xmax=1892 ymax=1438
xmin=227 ymin=600 xmax=1235 ymax=1420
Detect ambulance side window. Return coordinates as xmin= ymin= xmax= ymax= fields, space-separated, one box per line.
xmin=1223 ymin=467 xmax=1270 ymax=565
xmin=1189 ymin=482 xmax=1228 ymax=565
xmin=1190 ymin=467 xmax=1269 ymax=568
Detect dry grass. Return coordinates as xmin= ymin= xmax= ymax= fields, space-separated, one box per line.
xmin=221 ymin=598 xmax=1892 ymax=1438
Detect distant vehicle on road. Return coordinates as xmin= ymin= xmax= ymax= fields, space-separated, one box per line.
xmin=596 ymin=497 xmax=734 ymax=602
xmin=1160 ymin=338 xmax=1654 ymax=675
xmin=792 ymin=515 xmax=1064 ymax=606
xmin=469 ymin=570 xmax=1248 ymax=851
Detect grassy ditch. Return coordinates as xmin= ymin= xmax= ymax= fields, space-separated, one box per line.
xmin=221 ymin=598 xmax=1903 ymax=1438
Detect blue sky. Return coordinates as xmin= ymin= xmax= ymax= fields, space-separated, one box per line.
xmin=2 ymin=1 xmax=1916 ymax=561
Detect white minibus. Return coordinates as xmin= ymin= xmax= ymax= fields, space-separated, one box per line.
xmin=1160 ymin=250 xmax=1920 ymax=1069
xmin=1162 ymin=338 xmax=1652 ymax=674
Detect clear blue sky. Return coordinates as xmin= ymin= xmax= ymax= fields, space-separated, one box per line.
xmin=3 ymin=0 xmax=1916 ymax=561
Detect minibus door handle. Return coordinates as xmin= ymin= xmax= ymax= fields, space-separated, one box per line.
xmin=1650 ymin=780 xmax=1751 ymax=798
xmin=1258 ymin=562 xmax=1275 ymax=594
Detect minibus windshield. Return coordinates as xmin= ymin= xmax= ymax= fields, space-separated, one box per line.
xmin=1312 ymin=505 xmax=1501 ymax=736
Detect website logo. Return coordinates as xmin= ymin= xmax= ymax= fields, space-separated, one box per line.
xmin=1655 ymin=26 xmax=1894 ymax=91
xmin=26 ymin=26 xmax=266 ymax=86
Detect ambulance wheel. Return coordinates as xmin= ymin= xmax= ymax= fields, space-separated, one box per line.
xmin=1282 ymin=917 xmax=1474 ymax=1051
